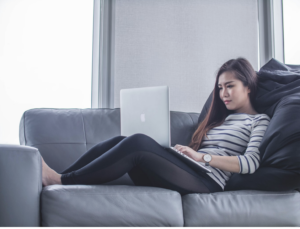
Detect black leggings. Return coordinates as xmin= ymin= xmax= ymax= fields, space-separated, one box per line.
xmin=60 ymin=133 xmax=222 ymax=195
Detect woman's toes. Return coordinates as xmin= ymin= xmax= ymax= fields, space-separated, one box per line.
xmin=41 ymin=157 xmax=53 ymax=186
xmin=41 ymin=158 xmax=49 ymax=186
xmin=41 ymin=156 xmax=62 ymax=186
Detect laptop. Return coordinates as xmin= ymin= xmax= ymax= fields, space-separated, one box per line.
xmin=120 ymin=85 xmax=211 ymax=173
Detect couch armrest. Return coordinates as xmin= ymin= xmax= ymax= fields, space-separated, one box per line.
xmin=0 ymin=144 xmax=42 ymax=226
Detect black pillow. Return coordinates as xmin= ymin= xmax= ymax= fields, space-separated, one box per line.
xmin=225 ymin=167 xmax=300 ymax=192
xmin=198 ymin=58 xmax=300 ymax=191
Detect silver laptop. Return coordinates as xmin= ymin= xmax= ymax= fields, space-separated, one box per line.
xmin=120 ymin=85 xmax=211 ymax=173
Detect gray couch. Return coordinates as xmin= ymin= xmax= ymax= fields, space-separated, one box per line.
xmin=1 ymin=108 xmax=299 ymax=226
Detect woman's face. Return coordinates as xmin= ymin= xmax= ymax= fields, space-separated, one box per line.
xmin=218 ymin=71 xmax=251 ymax=113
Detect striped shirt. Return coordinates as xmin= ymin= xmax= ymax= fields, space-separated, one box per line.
xmin=197 ymin=113 xmax=271 ymax=190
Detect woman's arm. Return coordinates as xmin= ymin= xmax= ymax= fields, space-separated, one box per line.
xmin=198 ymin=154 xmax=240 ymax=174
xmin=175 ymin=144 xmax=241 ymax=173
xmin=197 ymin=115 xmax=271 ymax=174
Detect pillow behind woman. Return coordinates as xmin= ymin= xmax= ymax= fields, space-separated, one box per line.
xmin=199 ymin=58 xmax=300 ymax=191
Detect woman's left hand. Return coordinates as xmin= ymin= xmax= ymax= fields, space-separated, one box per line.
xmin=174 ymin=144 xmax=204 ymax=162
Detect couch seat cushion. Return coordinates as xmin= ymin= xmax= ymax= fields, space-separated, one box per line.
xmin=182 ymin=190 xmax=300 ymax=226
xmin=41 ymin=184 xmax=183 ymax=226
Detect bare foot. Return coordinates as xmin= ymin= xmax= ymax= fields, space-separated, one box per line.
xmin=41 ymin=156 xmax=62 ymax=186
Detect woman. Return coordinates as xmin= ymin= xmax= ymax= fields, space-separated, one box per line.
xmin=42 ymin=57 xmax=270 ymax=195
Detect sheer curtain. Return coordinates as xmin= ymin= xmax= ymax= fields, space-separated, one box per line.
xmin=283 ymin=0 xmax=300 ymax=64
xmin=0 ymin=0 xmax=94 ymax=144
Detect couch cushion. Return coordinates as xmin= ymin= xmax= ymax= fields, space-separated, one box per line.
xmin=170 ymin=111 xmax=199 ymax=147
xmin=19 ymin=108 xmax=122 ymax=173
xmin=41 ymin=184 xmax=183 ymax=226
xmin=182 ymin=189 xmax=300 ymax=226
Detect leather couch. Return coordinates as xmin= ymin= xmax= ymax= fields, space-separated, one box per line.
xmin=0 ymin=107 xmax=299 ymax=226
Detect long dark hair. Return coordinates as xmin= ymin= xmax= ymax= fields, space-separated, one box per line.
xmin=188 ymin=57 xmax=258 ymax=151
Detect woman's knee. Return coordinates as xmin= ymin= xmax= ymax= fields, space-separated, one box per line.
xmin=122 ymin=133 xmax=156 ymax=149
xmin=104 ymin=135 xmax=126 ymax=145
xmin=118 ymin=135 xmax=127 ymax=140
xmin=128 ymin=133 xmax=153 ymax=142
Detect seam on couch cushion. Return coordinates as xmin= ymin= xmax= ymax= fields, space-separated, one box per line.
xmin=187 ymin=192 xmax=298 ymax=196
xmin=80 ymin=109 xmax=87 ymax=152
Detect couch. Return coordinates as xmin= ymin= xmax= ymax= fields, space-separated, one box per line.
xmin=1 ymin=106 xmax=300 ymax=226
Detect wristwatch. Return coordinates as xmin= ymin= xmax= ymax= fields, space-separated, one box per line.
xmin=203 ymin=154 xmax=212 ymax=166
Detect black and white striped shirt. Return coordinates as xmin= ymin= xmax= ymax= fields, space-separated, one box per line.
xmin=197 ymin=113 xmax=271 ymax=190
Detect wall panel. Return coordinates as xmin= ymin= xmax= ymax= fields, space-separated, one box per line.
xmin=113 ymin=0 xmax=258 ymax=113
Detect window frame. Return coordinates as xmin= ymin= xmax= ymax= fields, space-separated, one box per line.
xmin=258 ymin=0 xmax=284 ymax=68
xmin=91 ymin=0 xmax=115 ymax=108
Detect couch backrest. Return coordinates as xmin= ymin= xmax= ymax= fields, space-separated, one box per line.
xmin=19 ymin=108 xmax=199 ymax=173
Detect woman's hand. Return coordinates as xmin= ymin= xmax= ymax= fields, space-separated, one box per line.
xmin=174 ymin=144 xmax=204 ymax=162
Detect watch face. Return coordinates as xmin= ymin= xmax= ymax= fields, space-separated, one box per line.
xmin=204 ymin=154 xmax=212 ymax=162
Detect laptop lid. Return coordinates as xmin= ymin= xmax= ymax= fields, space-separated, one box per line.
xmin=120 ymin=86 xmax=170 ymax=148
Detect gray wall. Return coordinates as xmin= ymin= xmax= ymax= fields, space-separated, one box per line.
xmin=113 ymin=0 xmax=258 ymax=113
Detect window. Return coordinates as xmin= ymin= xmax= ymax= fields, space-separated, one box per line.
xmin=0 ymin=0 xmax=94 ymax=144
xmin=283 ymin=0 xmax=300 ymax=64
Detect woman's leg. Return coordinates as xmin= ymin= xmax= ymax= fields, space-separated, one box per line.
xmin=59 ymin=135 xmax=127 ymax=174
xmin=59 ymin=135 xmax=154 ymax=186
xmin=60 ymin=133 xmax=216 ymax=195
